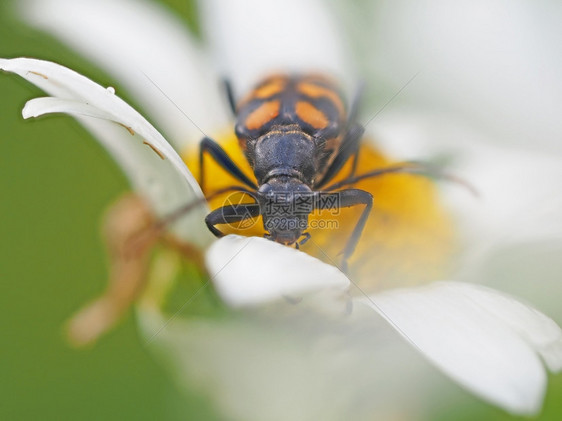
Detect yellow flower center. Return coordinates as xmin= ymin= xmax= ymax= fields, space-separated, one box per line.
xmin=185 ymin=130 xmax=455 ymax=291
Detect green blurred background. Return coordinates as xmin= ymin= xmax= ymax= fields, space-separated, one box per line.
xmin=0 ymin=1 xmax=220 ymax=419
xmin=0 ymin=1 xmax=560 ymax=420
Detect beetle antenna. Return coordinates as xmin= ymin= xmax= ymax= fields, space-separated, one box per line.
xmin=324 ymin=162 xmax=478 ymax=197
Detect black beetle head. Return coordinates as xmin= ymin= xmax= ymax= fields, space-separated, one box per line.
xmin=257 ymin=177 xmax=313 ymax=245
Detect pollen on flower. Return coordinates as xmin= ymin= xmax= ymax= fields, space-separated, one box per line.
xmin=185 ymin=130 xmax=456 ymax=292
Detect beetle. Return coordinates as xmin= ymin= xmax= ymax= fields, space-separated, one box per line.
xmin=193 ymin=73 xmax=434 ymax=272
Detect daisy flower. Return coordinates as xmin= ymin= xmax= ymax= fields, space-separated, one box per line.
xmin=2 ymin=0 xmax=562 ymax=420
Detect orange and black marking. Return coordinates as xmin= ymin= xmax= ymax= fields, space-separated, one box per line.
xmin=235 ymin=74 xmax=347 ymax=174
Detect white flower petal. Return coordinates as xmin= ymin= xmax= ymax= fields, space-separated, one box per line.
xmin=205 ymin=235 xmax=350 ymax=310
xmin=353 ymin=0 xmax=562 ymax=153
xmin=138 ymin=303 xmax=437 ymax=421
xmin=1 ymin=57 xmax=212 ymax=245
xmin=444 ymin=282 xmax=562 ymax=372
xmin=359 ymin=281 xmax=561 ymax=415
xmin=21 ymin=0 xmax=229 ymax=150
xmin=200 ymin=0 xmax=355 ymax=97
xmin=460 ymin=238 xmax=562 ymax=327
xmin=23 ymin=97 xmax=114 ymax=120
xmin=371 ymin=112 xmax=562 ymax=256
xmin=1 ymin=57 xmax=194 ymax=190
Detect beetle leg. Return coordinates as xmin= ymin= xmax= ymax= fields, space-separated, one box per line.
xmin=341 ymin=80 xmax=366 ymax=180
xmin=314 ymin=122 xmax=364 ymax=189
xmin=345 ymin=124 xmax=363 ymax=179
xmin=315 ymin=189 xmax=373 ymax=273
xmin=222 ymin=78 xmax=238 ymax=116
xmin=205 ymin=203 xmax=261 ymax=238
xmin=346 ymin=80 xmax=365 ymax=131
xmin=315 ymin=80 xmax=365 ymax=189
xmin=199 ymin=136 xmax=258 ymax=195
